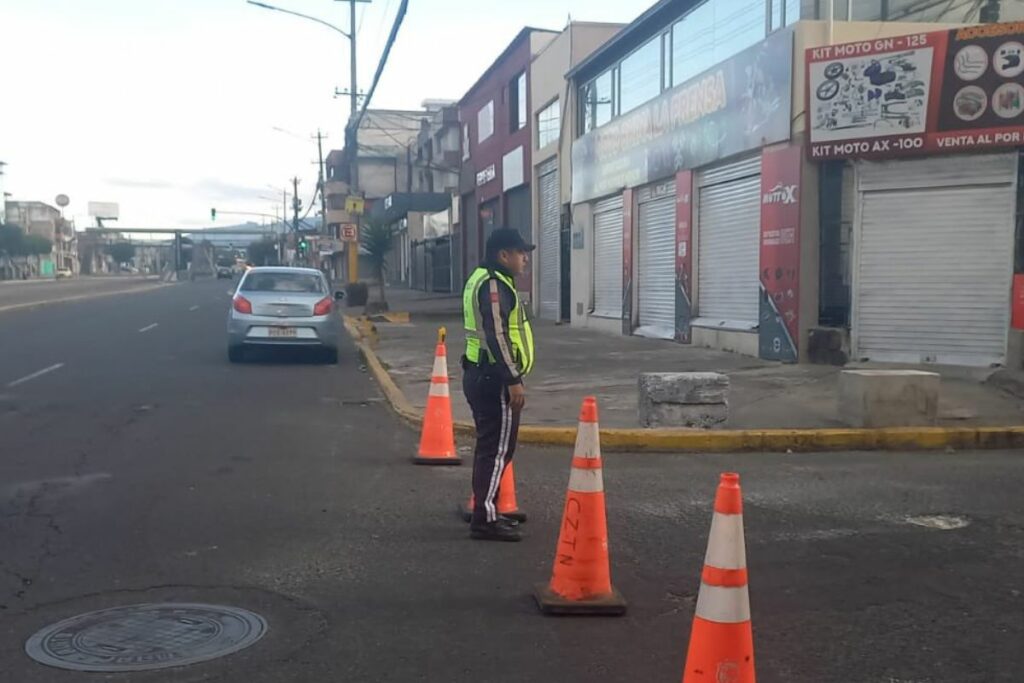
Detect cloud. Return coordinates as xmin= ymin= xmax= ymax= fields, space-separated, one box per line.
xmin=191 ymin=179 xmax=272 ymax=202
xmin=105 ymin=177 xmax=179 ymax=189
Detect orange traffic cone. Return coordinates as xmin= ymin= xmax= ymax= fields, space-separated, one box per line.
xmin=413 ymin=328 xmax=460 ymax=466
xmin=459 ymin=463 xmax=527 ymax=522
xmin=681 ymin=473 xmax=755 ymax=683
xmin=535 ymin=397 xmax=625 ymax=615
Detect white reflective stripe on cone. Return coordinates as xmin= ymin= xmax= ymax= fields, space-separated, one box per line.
xmin=573 ymin=425 xmax=601 ymax=459
xmin=704 ymin=512 xmax=747 ymax=570
xmin=568 ymin=467 xmax=604 ymax=493
xmin=428 ymin=383 xmax=450 ymax=398
xmin=431 ymin=356 xmax=447 ymax=378
xmin=694 ymin=582 xmax=751 ymax=623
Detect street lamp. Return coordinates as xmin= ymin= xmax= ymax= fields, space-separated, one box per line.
xmin=247 ymin=0 xmax=370 ymax=282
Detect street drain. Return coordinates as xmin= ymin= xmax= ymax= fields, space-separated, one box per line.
xmin=25 ymin=603 xmax=267 ymax=673
xmin=906 ymin=514 xmax=970 ymax=530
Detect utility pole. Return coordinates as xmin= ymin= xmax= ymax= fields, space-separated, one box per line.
xmin=337 ymin=0 xmax=370 ymax=283
xmin=315 ymin=129 xmax=328 ymax=236
xmin=292 ymin=176 xmax=300 ymax=235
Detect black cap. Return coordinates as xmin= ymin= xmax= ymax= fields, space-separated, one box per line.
xmin=485 ymin=227 xmax=535 ymax=257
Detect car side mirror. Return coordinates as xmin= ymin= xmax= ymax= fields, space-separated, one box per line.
xmin=333 ymin=290 xmax=345 ymax=301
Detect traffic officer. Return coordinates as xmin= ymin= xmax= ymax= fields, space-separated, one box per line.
xmin=462 ymin=227 xmax=535 ymax=542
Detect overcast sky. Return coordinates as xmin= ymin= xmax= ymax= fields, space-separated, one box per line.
xmin=0 ymin=0 xmax=646 ymax=230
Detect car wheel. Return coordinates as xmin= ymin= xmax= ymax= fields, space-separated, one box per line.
xmin=323 ymin=347 xmax=339 ymax=365
xmin=228 ymin=345 xmax=245 ymax=363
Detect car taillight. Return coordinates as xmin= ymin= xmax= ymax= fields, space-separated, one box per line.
xmin=233 ymin=295 xmax=252 ymax=314
xmin=313 ymin=296 xmax=333 ymax=316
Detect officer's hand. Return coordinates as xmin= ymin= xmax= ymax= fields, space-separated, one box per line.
xmin=508 ymin=383 xmax=526 ymax=412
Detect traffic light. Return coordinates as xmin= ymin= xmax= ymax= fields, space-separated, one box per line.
xmin=298 ymin=238 xmax=308 ymax=252
xmin=210 ymin=208 xmax=217 ymax=221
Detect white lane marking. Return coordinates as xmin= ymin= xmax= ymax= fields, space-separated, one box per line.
xmin=138 ymin=323 xmax=159 ymax=333
xmin=7 ymin=363 xmax=65 ymax=388
xmin=189 ymin=305 xmax=200 ymax=311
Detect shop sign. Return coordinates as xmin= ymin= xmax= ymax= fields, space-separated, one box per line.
xmin=758 ymin=145 xmax=803 ymax=362
xmin=571 ymin=30 xmax=793 ymax=204
xmin=807 ymin=21 xmax=1024 ymax=159
xmin=476 ymin=164 xmax=496 ymax=187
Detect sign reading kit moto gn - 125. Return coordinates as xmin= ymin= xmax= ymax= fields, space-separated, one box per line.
xmin=807 ymin=21 xmax=1024 ymax=159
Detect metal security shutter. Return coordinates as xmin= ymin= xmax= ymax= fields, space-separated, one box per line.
xmin=592 ymin=195 xmax=623 ymax=318
xmin=636 ymin=182 xmax=677 ymax=339
xmin=538 ymin=159 xmax=560 ymax=320
xmin=854 ymin=153 xmax=1017 ymax=366
xmin=696 ymin=156 xmax=762 ymax=327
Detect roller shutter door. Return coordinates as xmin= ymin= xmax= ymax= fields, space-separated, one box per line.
xmin=853 ymin=153 xmax=1017 ymax=366
xmin=538 ymin=159 xmax=560 ymax=320
xmin=592 ymin=195 xmax=623 ymax=319
xmin=636 ymin=181 xmax=677 ymax=339
xmin=696 ymin=155 xmax=762 ymax=328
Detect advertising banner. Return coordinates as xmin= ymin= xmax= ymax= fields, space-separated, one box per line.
xmin=572 ymin=30 xmax=793 ymax=204
xmin=808 ymin=22 xmax=1024 ymax=159
xmin=758 ymin=145 xmax=803 ymax=362
xmin=674 ymin=170 xmax=694 ymax=343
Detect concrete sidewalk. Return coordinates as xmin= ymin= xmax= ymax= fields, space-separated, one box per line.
xmin=364 ymin=287 xmax=1024 ymax=430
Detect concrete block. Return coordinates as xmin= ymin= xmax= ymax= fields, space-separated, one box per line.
xmin=641 ymin=402 xmax=729 ymax=429
xmin=639 ymin=372 xmax=729 ymax=428
xmin=639 ymin=372 xmax=729 ymax=404
xmin=839 ymin=370 xmax=939 ymax=428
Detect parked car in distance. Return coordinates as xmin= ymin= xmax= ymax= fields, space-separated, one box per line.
xmin=226 ymin=267 xmax=343 ymax=363
xmin=55 ymin=268 xmax=73 ymax=279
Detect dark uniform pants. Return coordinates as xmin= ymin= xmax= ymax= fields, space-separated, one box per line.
xmin=462 ymin=358 xmax=521 ymax=525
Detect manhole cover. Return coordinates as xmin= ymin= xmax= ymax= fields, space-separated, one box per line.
xmin=25 ymin=603 xmax=267 ymax=672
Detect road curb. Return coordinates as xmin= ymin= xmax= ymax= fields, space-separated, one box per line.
xmin=0 ymin=282 xmax=177 ymax=316
xmin=343 ymin=316 xmax=1024 ymax=453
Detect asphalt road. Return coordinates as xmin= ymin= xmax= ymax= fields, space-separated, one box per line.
xmin=0 ymin=275 xmax=165 ymax=311
xmin=0 ymin=278 xmax=1022 ymax=682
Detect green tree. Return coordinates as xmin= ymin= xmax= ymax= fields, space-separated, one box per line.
xmin=361 ymin=218 xmax=394 ymax=311
xmin=20 ymin=234 xmax=52 ymax=256
xmin=107 ymin=242 xmax=135 ymax=265
xmin=0 ymin=224 xmax=25 ymax=255
xmin=247 ymin=238 xmax=278 ymax=266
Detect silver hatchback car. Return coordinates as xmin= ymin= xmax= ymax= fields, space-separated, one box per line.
xmin=227 ymin=267 xmax=343 ymax=363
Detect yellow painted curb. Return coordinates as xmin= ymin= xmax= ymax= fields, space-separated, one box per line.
xmin=343 ymin=317 xmax=1024 ymax=453
xmin=0 ymin=282 xmax=176 ymax=315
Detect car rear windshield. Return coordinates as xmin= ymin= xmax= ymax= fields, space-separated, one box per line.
xmin=241 ymin=272 xmax=325 ymax=293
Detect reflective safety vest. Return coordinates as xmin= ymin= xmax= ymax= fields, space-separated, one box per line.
xmin=463 ymin=267 xmax=535 ymax=376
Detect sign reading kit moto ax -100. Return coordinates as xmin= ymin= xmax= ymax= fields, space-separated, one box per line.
xmin=807 ymin=21 xmax=1024 ymax=159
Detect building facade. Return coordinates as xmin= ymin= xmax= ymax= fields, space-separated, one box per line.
xmin=564 ymin=0 xmax=1023 ymax=368
xmin=3 ymin=200 xmax=78 ymax=277
xmin=458 ymin=27 xmax=558 ymax=297
xmin=529 ymin=21 xmax=625 ymax=321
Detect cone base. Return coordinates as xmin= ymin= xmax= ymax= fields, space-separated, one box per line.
xmin=458 ymin=502 xmax=526 ymax=523
xmin=413 ymin=455 xmax=462 ymax=466
xmin=533 ymin=584 xmax=627 ymax=616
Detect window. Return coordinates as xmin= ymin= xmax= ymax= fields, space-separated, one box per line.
xmin=785 ymin=0 xmax=800 ymax=24
xmin=536 ymin=99 xmax=560 ymax=149
xmin=462 ymin=123 xmax=470 ymax=160
xmin=619 ymin=37 xmax=662 ymax=114
xmin=477 ymin=101 xmax=494 ymax=144
xmin=241 ymin=271 xmax=325 ymax=293
xmin=510 ymin=72 xmax=527 ymax=131
xmin=580 ymin=69 xmax=615 ymax=134
xmin=661 ymin=32 xmax=672 ymax=92
xmin=672 ymin=0 xmax=765 ymax=87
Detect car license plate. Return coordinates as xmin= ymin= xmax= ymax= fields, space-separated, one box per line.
xmin=268 ymin=327 xmax=297 ymax=338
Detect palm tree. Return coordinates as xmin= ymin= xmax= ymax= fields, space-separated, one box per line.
xmin=361 ymin=217 xmax=394 ymax=311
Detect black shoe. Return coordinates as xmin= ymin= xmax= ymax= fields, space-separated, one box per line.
xmin=470 ymin=520 xmax=522 ymax=542
xmin=498 ymin=515 xmax=521 ymax=527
